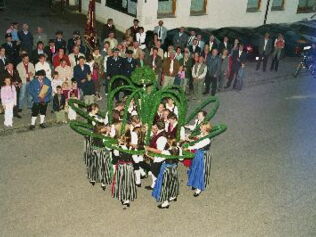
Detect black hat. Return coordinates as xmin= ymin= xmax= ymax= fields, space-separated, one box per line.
xmin=73 ymin=30 xmax=80 ymax=35
xmin=5 ymin=33 xmax=12 ymax=39
xmin=126 ymin=49 xmax=133 ymax=55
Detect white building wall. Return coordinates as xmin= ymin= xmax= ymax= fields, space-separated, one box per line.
xmin=81 ymin=0 xmax=316 ymax=32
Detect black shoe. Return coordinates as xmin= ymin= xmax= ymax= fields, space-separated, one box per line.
xmin=14 ymin=114 xmax=22 ymax=119
xmin=29 ymin=125 xmax=35 ymax=130
xmin=193 ymin=192 xmax=201 ymax=197
xmin=202 ymin=91 xmax=208 ymax=95
xmin=145 ymin=186 xmax=153 ymax=190
xmin=39 ymin=123 xmax=47 ymax=129
xmin=101 ymin=185 xmax=106 ymax=191
xmin=191 ymin=187 xmax=196 ymax=191
xmin=89 ymin=180 xmax=95 ymax=186
xmin=18 ymin=109 xmax=22 ymax=112
xmin=157 ymin=204 xmax=169 ymax=209
xmin=122 ymin=202 xmax=130 ymax=209
xmin=136 ymin=184 xmax=141 ymax=188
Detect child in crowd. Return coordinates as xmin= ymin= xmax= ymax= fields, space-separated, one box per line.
xmin=82 ymin=73 xmax=95 ymax=106
xmin=0 ymin=77 xmax=17 ymax=128
xmin=68 ymin=91 xmax=78 ymax=121
xmin=174 ymin=65 xmax=185 ymax=89
xmin=53 ymin=86 xmax=66 ymax=123
xmin=51 ymin=71 xmax=63 ymax=96
xmin=61 ymin=81 xmax=70 ymax=100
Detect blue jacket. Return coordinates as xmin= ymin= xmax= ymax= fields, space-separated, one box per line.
xmin=29 ymin=77 xmax=52 ymax=103
xmin=73 ymin=64 xmax=91 ymax=87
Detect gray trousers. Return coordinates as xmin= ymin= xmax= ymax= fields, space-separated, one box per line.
xmin=193 ymin=78 xmax=204 ymax=99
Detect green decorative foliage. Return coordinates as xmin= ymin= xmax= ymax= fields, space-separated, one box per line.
xmin=130 ymin=66 xmax=156 ymax=86
xmin=69 ymin=67 xmax=227 ymax=160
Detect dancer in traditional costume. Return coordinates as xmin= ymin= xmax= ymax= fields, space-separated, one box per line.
xmin=147 ymin=140 xmax=181 ymax=209
xmin=111 ymin=134 xmax=137 ymax=209
xmin=187 ymin=123 xmax=213 ymax=197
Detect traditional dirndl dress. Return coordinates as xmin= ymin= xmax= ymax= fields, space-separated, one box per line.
xmin=111 ymin=151 xmax=137 ymax=201
xmin=187 ymin=149 xmax=212 ymax=191
xmin=152 ymin=161 xmax=179 ymax=202
xmin=84 ymin=136 xmax=112 ymax=185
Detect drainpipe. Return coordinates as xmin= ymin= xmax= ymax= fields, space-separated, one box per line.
xmin=264 ymin=0 xmax=271 ymax=25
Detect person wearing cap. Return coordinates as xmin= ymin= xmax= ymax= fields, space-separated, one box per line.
xmin=6 ymin=23 xmax=20 ymax=43
xmin=67 ymin=30 xmax=80 ymax=54
xmin=29 ymin=69 xmax=52 ymax=129
xmin=33 ymin=27 xmax=48 ymax=47
xmin=54 ymin=31 xmax=66 ymax=51
xmin=122 ymin=49 xmax=137 ymax=78
xmin=16 ymin=54 xmax=35 ymax=111
xmin=2 ymin=33 xmax=19 ymax=66
xmin=106 ymin=48 xmax=123 ymax=98
xmin=44 ymin=39 xmax=56 ymax=63
xmin=18 ymin=24 xmax=33 ymax=54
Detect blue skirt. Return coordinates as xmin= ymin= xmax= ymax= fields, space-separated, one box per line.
xmin=187 ymin=150 xmax=212 ymax=191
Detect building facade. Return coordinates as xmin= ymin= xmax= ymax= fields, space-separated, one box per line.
xmin=78 ymin=0 xmax=316 ymax=32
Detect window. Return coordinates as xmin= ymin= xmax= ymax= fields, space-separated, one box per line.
xmin=246 ymin=0 xmax=261 ymax=12
xmin=271 ymin=0 xmax=284 ymax=10
xmin=157 ymin=0 xmax=176 ymax=18
xmin=297 ymin=0 xmax=316 ymax=13
xmin=190 ymin=0 xmax=207 ymax=15
xmin=106 ymin=0 xmax=137 ymax=17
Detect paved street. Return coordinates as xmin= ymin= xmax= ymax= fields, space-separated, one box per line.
xmin=1 ymin=1 xmax=316 ymax=237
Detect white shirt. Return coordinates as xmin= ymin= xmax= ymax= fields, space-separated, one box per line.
xmin=169 ymin=59 xmax=174 ymax=75
xmin=263 ymin=39 xmax=268 ymax=51
xmin=185 ymin=119 xmax=202 ymax=131
xmin=35 ymin=61 xmax=52 ymax=80
xmin=154 ymin=134 xmax=168 ymax=163
xmin=69 ymin=53 xmax=84 ymax=68
xmin=136 ymin=32 xmax=146 ymax=49
xmin=188 ymin=138 xmax=211 ymax=150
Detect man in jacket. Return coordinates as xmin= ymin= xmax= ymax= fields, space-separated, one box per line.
xmin=225 ymin=44 xmax=247 ymax=89
xmin=173 ymin=27 xmax=188 ymax=50
xmin=122 ymin=50 xmax=137 ymax=78
xmin=16 ymin=54 xmax=35 ymax=111
xmin=73 ymin=56 xmax=91 ymax=89
xmin=29 ymin=70 xmax=52 ymax=129
xmin=162 ymin=52 xmax=180 ymax=88
xmin=2 ymin=33 xmax=19 ymax=66
xmin=256 ymin=32 xmax=273 ymax=72
xmin=189 ymin=39 xmax=201 ymax=55
xmin=54 ymin=31 xmax=67 ymax=51
xmin=18 ymin=24 xmax=33 ymax=54
xmin=145 ymin=47 xmax=162 ymax=76
xmin=204 ymin=49 xmax=221 ymax=96
xmin=153 ymin=20 xmax=167 ymax=45
xmin=102 ymin=18 xmax=116 ymax=41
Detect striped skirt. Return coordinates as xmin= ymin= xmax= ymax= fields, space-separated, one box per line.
xmin=112 ymin=161 xmax=137 ymax=201
xmin=84 ymin=137 xmax=112 ymax=184
xmin=152 ymin=163 xmax=179 ymax=202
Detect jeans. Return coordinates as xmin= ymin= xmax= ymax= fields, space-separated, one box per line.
xmin=19 ymin=82 xmax=33 ymax=109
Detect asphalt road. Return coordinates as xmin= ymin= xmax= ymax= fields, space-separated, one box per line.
xmin=1 ymin=73 xmax=316 ymax=237
xmin=1 ymin=0 xmax=316 ymax=236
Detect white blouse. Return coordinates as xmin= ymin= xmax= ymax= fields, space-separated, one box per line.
xmin=188 ymin=137 xmax=211 ymax=150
